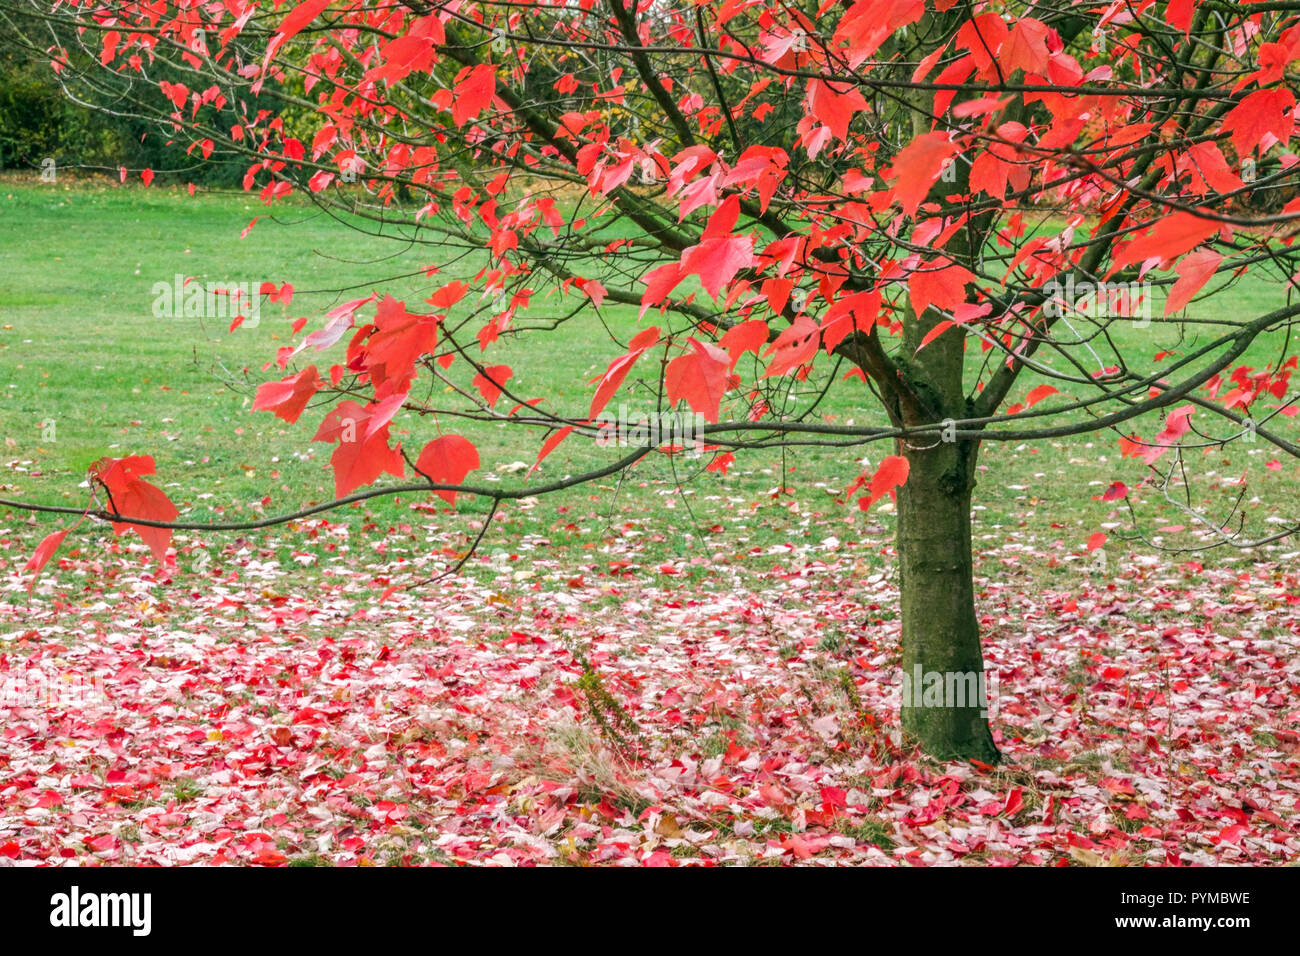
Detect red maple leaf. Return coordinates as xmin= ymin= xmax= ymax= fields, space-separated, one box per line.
xmin=530 ymin=425 xmax=574 ymax=477
xmin=590 ymin=326 xmax=660 ymax=418
xmin=472 ymin=364 xmax=514 ymax=408
xmin=999 ymin=18 xmax=1051 ymax=77
xmin=681 ymin=235 xmax=754 ymax=298
xmin=886 ymin=132 xmax=958 ymax=216
xmin=90 ymin=455 xmax=179 ymax=564
xmin=1113 ymin=212 xmax=1222 ymax=271
xmin=909 ymin=258 xmax=975 ymax=317
xmin=806 ymin=78 xmax=868 ymax=141
xmin=820 ymin=290 xmax=881 ymax=353
xmin=252 ymin=365 xmax=322 ymax=424
xmin=1165 ymin=249 xmax=1223 ymax=315
xmin=416 ymin=434 xmax=481 ymax=504
xmin=1025 ymin=384 xmax=1058 ymax=407
xmin=665 ymin=338 xmax=732 ymax=422
xmin=452 ymin=64 xmax=497 ymax=127
xmin=24 ymin=529 xmax=68 ymax=593
xmin=858 ymin=455 xmax=910 ymax=510
xmin=312 ymin=401 xmax=405 ymax=496
xmin=363 ymin=295 xmax=439 ymax=393
xmin=719 ymin=320 xmax=770 ymax=367
xmin=639 ymin=261 xmax=686 ymax=317
xmin=762 ymin=315 xmax=820 ymax=378
xmin=326 ymin=430 xmax=404 ymax=498
xmin=1221 ymin=88 xmax=1296 ymax=156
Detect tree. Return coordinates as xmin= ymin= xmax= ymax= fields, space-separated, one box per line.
xmin=4 ymin=0 xmax=1300 ymax=761
xmin=0 ymin=5 xmax=250 ymax=182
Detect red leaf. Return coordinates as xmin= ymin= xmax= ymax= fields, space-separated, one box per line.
xmin=416 ymin=434 xmax=480 ymax=504
xmin=530 ymin=425 xmax=574 ymax=477
xmin=89 ymin=456 xmax=178 ymax=564
xmin=682 ymin=235 xmax=754 ymax=298
xmin=1025 ymin=384 xmax=1058 ymax=407
xmin=917 ymin=320 xmax=955 ymax=352
xmin=999 ymin=19 xmax=1051 ymax=77
xmin=1165 ymin=249 xmax=1222 ymax=315
xmin=665 ymin=338 xmax=732 ymax=422
xmin=426 ymin=281 xmax=469 ymax=310
xmin=1139 ymin=405 xmax=1195 ymax=464
xmin=1101 ymin=481 xmax=1130 ymax=502
xmin=312 ymin=401 xmax=405 ymax=496
xmin=360 ymin=391 xmax=407 ymax=442
xmin=1113 ymin=212 xmax=1221 ymax=270
xmin=452 ymin=64 xmax=497 ymax=127
xmin=639 ymin=262 xmax=686 ymax=317
xmin=363 ymin=295 xmax=439 ymax=393
xmin=1002 ymin=787 xmax=1024 ymax=817
xmin=1118 ymin=434 xmax=1144 ymax=458
xmin=1167 ymin=0 xmax=1193 ymax=32
xmin=260 ymin=281 xmax=293 ymax=306
xmin=84 ymin=834 xmax=118 ymax=853
xmin=590 ymin=327 xmax=660 ymax=418
xmin=24 ymin=529 xmax=68 ymax=593
xmin=835 ymin=0 xmax=924 ymax=66
xmin=275 ymin=0 xmax=334 ymax=45
xmin=1222 ymin=88 xmax=1296 ymax=156
xmin=909 ymin=258 xmax=975 ymax=317
xmin=327 ymin=433 xmax=403 ymax=498
xmin=762 ymin=316 xmax=820 ymax=378
xmin=820 ymin=290 xmax=881 ymax=353
xmin=886 ymin=132 xmax=957 ymax=217
xmin=719 ymin=320 xmax=769 ymax=367
xmin=858 ymin=455 xmax=910 ymax=510
xmin=100 ymin=30 xmax=120 ymax=66
xmin=955 ymin=14 xmax=1009 ymax=72
xmin=806 ymin=78 xmax=868 ymax=142
xmin=1216 ymin=823 xmax=1250 ymax=845
xmin=252 ymin=366 xmax=322 ymax=424
xmin=1086 ymin=532 xmax=1107 ymax=551
xmin=702 ymin=194 xmax=741 ymax=239
xmin=706 ymin=452 xmax=735 ymax=475
xmin=472 ymin=364 xmax=513 ymax=408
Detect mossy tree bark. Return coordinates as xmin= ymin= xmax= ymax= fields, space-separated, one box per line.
xmin=887 ymin=284 xmax=1000 ymax=762
xmin=895 ymin=436 xmax=999 ymax=762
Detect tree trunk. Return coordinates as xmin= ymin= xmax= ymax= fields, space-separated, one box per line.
xmin=883 ymin=92 xmax=999 ymax=761
xmin=895 ymin=437 xmax=1000 ymax=762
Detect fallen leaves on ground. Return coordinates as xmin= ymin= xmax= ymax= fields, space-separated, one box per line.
xmin=1 ymin=518 xmax=1298 ymax=866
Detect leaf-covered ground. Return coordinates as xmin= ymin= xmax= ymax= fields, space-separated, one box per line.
xmin=2 ymin=516 xmax=1298 ymax=866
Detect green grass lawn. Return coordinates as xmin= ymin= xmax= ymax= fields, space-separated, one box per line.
xmin=2 ymin=176 xmax=1297 ymax=583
